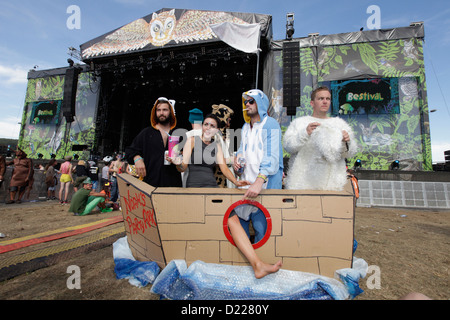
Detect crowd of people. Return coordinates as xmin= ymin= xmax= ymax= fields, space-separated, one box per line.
xmin=0 ymin=149 xmax=125 ymax=215
xmin=0 ymin=86 xmax=356 ymax=279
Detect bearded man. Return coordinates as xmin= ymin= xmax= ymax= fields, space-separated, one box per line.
xmin=125 ymin=97 xmax=182 ymax=187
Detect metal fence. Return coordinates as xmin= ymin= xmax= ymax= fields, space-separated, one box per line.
xmin=357 ymin=180 xmax=450 ymax=209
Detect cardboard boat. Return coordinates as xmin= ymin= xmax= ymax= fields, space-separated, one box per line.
xmin=117 ymin=173 xmax=356 ymax=278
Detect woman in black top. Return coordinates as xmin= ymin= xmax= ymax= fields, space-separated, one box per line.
xmin=73 ymin=160 xmax=89 ymax=192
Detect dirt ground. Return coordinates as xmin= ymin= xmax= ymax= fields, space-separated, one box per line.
xmin=0 ymin=200 xmax=448 ymax=300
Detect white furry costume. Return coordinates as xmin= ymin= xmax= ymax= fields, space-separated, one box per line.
xmin=283 ymin=116 xmax=357 ymax=191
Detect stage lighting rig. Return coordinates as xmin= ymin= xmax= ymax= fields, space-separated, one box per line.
xmin=67 ymin=47 xmax=81 ymax=61
xmin=286 ymin=12 xmax=295 ymax=40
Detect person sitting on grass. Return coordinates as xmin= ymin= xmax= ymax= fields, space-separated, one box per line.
xmin=68 ymin=177 xmax=113 ymax=216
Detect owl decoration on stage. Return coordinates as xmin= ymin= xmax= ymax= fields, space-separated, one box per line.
xmin=82 ymin=9 xmax=250 ymax=58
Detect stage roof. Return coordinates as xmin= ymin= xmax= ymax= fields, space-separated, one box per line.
xmin=80 ymin=8 xmax=272 ymax=60
xmin=271 ymin=23 xmax=425 ymax=49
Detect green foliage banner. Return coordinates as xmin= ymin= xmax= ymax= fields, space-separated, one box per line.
xmin=19 ymin=72 xmax=99 ymax=160
xmin=271 ymin=38 xmax=432 ymax=171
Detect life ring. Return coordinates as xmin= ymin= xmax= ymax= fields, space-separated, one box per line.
xmin=222 ymin=199 xmax=272 ymax=250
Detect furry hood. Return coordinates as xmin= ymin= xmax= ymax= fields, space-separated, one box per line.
xmin=212 ymin=103 xmax=234 ymax=135
xmin=150 ymin=97 xmax=177 ymax=130
xmin=241 ymin=89 xmax=269 ymax=123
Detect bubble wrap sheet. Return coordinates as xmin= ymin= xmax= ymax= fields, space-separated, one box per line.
xmin=113 ymin=237 xmax=160 ymax=287
xmin=113 ymin=237 xmax=367 ymax=300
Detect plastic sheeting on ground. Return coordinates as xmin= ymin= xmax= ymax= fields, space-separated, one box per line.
xmin=113 ymin=237 xmax=160 ymax=287
xmin=112 ymin=236 xmax=368 ymax=300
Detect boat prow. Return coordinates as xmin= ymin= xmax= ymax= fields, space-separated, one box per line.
xmin=117 ymin=173 xmax=356 ymax=278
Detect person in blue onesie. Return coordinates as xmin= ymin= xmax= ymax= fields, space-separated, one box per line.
xmin=229 ymin=89 xmax=284 ymax=278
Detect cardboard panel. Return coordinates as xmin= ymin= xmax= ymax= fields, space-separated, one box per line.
xmin=152 ymin=194 xmax=205 ymax=223
xmin=282 ymin=257 xmax=320 ymax=275
xmin=204 ymin=195 xmax=233 ymax=215
xmin=144 ymin=239 xmax=166 ymax=268
xmin=276 ymin=219 xmax=353 ymax=260
xmin=161 ymin=241 xmax=187 ymax=261
xmin=219 ymin=240 xmax=247 ymax=263
xmin=205 ymin=194 xmax=257 ymax=215
xmin=158 ymin=216 xmax=226 ymax=241
xmin=154 ymin=186 xmax=246 ymax=196
xmin=318 ymin=257 xmax=352 ymax=278
xmin=261 ymin=195 xmax=297 ymax=209
xmin=126 ymin=238 xmax=165 ymax=268
xmin=322 ymin=196 xmax=354 ymax=219
xmin=185 ymin=241 xmax=220 ymax=265
xmin=219 ymin=237 xmax=278 ymax=265
xmin=127 ymin=237 xmax=147 ymax=260
xmin=282 ymin=196 xmax=331 ymax=223
xmin=269 ymin=208 xmax=282 ymax=236
xmin=250 ymin=237 xmax=278 ymax=263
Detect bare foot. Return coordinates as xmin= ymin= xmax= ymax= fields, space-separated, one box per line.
xmin=254 ymin=260 xmax=282 ymax=279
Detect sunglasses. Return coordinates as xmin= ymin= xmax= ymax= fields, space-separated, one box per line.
xmin=244 ymin=98 xmax=255 ymax=105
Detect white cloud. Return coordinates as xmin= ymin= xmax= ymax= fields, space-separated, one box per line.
xmin=432 ymin=141 xmax=450 ymax=163
xmin=0 ymin=116 xmax=21 ymax=139
xmin=0 ymin=65 xmax=28 ymax=85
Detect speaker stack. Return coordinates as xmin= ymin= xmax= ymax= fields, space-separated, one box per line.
xmin=282 ymin=41 xmax=300 ymax=116
xmin=62 ymin=67 xmax=81 ymax=123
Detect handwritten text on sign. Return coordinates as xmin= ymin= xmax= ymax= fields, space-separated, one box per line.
xmin=123 ymin=190 xmax=157 ymax=234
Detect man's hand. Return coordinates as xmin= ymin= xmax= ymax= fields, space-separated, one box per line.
xmin=233 ymin=154 xmax=242 ymax=173
xmin=134 ymin=158 xmax=146 ymax=178
xmin=342 ymin=130 xmax=350 ymax=142
xmin=243 ymin=177 xmax=264 ymax=199
xmin=306 ymin=122 xmax=321 ymax=136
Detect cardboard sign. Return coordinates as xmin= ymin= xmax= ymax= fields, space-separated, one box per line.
xmin=117 ymin=173 xmax=356 ymax=277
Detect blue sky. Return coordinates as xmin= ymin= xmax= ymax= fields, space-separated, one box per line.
xmin=0 ymin=0 xmax=449 ymax=162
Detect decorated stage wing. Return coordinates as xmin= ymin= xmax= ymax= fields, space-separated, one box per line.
xmin=117 ymin=173 xmax=356 ymax=278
